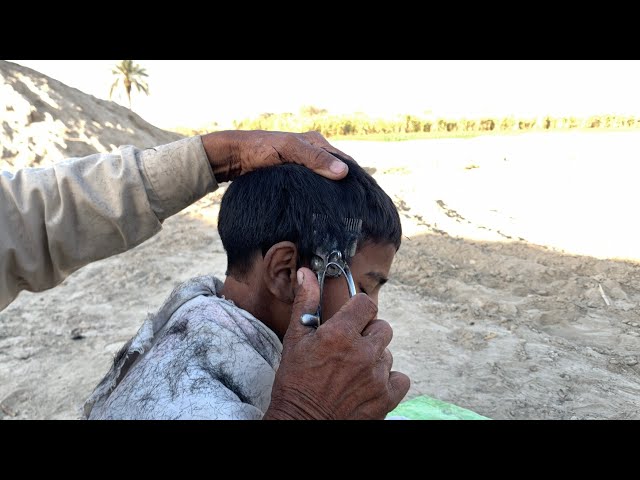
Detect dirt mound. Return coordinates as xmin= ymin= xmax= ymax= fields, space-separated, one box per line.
xmin=0 ymin=60 xmax=181 ymax=171
xmin=1 ymin=64 xmax=638 ymax=419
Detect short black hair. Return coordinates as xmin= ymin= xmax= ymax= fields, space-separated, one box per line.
xmin=218 ymin=157 xmax=402 ymax=277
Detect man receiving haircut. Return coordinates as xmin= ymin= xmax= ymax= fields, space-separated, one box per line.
xmin=85 ymin=158 xmax=405 ymax=420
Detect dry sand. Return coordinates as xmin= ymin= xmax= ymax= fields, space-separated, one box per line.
xmin=1 ymin=61 xmax=638 ymax=419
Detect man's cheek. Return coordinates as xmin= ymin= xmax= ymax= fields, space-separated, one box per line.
xmin=368 ymin=291 xmax=380 ymax=305
xmin=321 ymin=281 xmax=350 ymax=320
xmin=321 ymin=297 xmax=338 ymax=321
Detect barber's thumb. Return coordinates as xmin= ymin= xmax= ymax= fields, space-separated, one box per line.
xmin=286 ymin=267 xmax=320 ymax=339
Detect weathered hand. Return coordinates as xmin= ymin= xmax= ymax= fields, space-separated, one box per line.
xmin=263 ymin=268 xmax=411 ymax=420
xmin=201 ymin=130 xmax=352 ymax=183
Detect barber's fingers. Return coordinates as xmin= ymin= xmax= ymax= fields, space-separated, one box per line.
xmin=321 ymin=293 xmax=379 ymax=338
xmin=279 ymin=132 xmax=350 ymax=180
xmin=285 ymin=267 xmax=321 ymax=342
xmin=379 ymin=347 xmax=394 ymax=373
xmin=387 ymin=371 xmax=411 ymax=412
xmin=361 ymin=319 xmax=394 ymax=359
xmin=301 ymin=130 xmax=356 ymax=163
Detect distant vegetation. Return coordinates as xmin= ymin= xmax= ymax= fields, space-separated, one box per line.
xmin=109 ymin=60 xmax=149 ymax=110
xmin=170 ymin=106 xmax=640 ymax=141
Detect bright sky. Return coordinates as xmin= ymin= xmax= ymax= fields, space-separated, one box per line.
xmin=9 ymin=60 xmax=640 ymax=130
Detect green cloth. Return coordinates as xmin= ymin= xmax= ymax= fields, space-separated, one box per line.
xmin=388 ymin=395 xmax=490 ymax=420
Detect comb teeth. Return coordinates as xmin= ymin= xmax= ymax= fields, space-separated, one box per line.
xmin=343 ymin=217 xmax=362 ymax=232
xmin=312 ymin=214 xmax=362 ymax=232
xmin=312 ymin=213 xmax=327 ymax=223
xmin=311 ymin=213 xmax=362 ymax=259
xmin=343 ymin=217 xmax=362 ymax=258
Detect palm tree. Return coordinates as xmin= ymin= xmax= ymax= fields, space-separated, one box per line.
xmin=109 ymin=60 xmax=149 ymax=110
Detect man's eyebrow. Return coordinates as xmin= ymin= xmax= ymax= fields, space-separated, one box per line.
xmin=366 ymin=272 xmax=388 ymax=285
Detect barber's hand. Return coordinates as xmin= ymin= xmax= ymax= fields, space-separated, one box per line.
xmin=263 ymin=268 xmax=411 ymax=420
xmin=200 ymin=130 xmax=352 ymax=183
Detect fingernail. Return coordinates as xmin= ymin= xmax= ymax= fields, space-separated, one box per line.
xmin=297 ymin=270 xmax=304 ymax=286
xmin=330 ymin=160 xmax=346 ymax=174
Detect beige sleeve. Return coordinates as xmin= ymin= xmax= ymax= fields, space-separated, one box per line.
xmin=0 ymin=136 xmax=217 ymax=311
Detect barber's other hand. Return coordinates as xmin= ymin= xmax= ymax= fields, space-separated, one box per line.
xmin=263 ymin=267 xmax=411 ymax=420
xmin=201 ymin=130 xmax=352 ymax=183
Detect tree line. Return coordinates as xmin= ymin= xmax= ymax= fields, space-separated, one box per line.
xmin=172 ymin=108 xmax=640 ymax=139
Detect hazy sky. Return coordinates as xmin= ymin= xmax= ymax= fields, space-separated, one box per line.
xmin=9 ymin=60 xmax=640 ymax=129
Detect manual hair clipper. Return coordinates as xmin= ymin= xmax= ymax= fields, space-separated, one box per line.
xmin=300 ymin=215 xmax=363 ymax=328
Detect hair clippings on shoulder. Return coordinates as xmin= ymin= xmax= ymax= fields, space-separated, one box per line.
xmin=300 ymin=215 xmax=362 ymax=328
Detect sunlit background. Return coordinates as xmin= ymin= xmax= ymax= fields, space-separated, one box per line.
xmin=4 ymin=59 xmax=640 ymax=261
xmin=10 ymin=60 xmax=640 ymax=130
xmin=3 ymin=60 xmax=640 ymax=421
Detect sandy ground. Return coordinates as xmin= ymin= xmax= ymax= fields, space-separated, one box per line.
xmin=1 ymin=131 xmax=640 ymax=419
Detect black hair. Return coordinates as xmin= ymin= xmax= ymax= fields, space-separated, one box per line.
xmin=217 ymin=157 xmax=402 ymax=277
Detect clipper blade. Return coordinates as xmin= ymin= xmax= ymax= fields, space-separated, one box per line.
xmin=302 ymin=214 xmax=363 ymax=328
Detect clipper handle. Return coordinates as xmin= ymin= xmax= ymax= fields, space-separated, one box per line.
xmin=299 ymin=260 xmax=356 ymax=328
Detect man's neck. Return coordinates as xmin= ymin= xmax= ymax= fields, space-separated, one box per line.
xmin=220 ymin=274 xmax=270 ymax=325
xmin=220 ymin=273 xmax=291 ymax=341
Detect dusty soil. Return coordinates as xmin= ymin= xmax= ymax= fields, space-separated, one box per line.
xmin=1 ymin=61 xmax=638 ymax=419
xmin=2 ymin=133 xmax=639 ymax=420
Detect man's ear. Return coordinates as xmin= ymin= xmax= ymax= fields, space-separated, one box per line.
xmin=262 ymin=241 xmax=298 ymax=303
